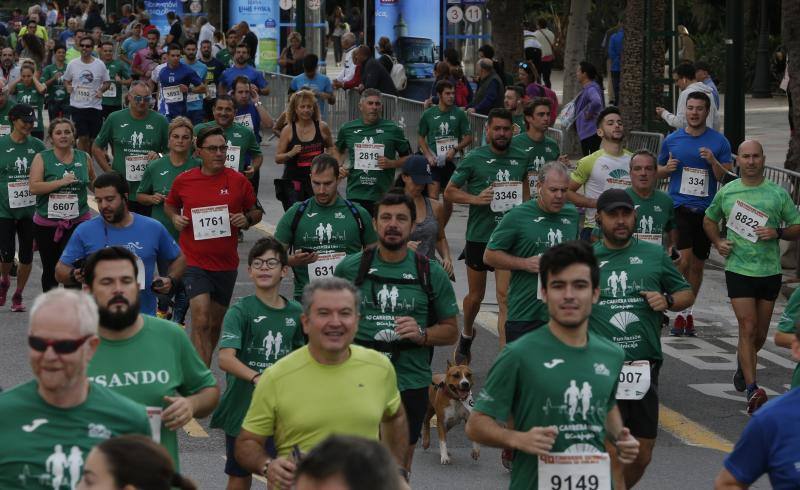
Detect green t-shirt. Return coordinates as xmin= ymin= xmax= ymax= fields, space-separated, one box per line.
xmin=0 ymin=101 xmax=12 ymax=128
xmin=138 ymin=155 xmax=202 ymax=239
xmin=335 ymin=249 xmax=459 ymax=391
xmin=274 ymin=196 xmax=377 ymax=298
xmin=35 ymin=149 xmax=92 ymax=219
xmin=512 ymin=113 xmax=526 ymax=135
xmin=474 ymin=326 xmax=624 ymax=490
xmin=487 ymin=201 xmax=579 ymax=322
xmin=41 ymin=63 xmax=68 ymax=102
xmin=449 ymin=144 xmax=530 ymax=242
xmin=210 ymin=295 xmax=305 ymax=436
xmin=193 ymin=121 xmax=261 ymax=172
xmin=705 ymin=178 xmax=800 ymax=277
xmin=102 ymin=60 xmax=130 ymax=107
xmin=13 ymin=85 xmax=45 ymax=131
xmin=336 ymin=118 xmax=411 ymax=202
xmin=87 ymin=316 xmax=217 ymax=469
xmin=417 ymin=105 xmax=470 ymax=155
xmin=94 ymin=109 xmax=170 ymax=199
xmin=216 ymin=48 xmax=232 ymax=69
xmin=590 ymin=239 xmax=691 ymax=361
xmin=510 ymin=132 xmax=560 ymax=177
xmin=591 ymin=188 xmax=675 ymax=245
xmin=0 ymin=135 xmax=45 ymax=219
xmin=0 ymin=380 xmax=151 ymax=490
xmin=776 ymin=287 xmax=800 ymax=388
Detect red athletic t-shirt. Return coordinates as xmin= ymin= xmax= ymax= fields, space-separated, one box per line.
xmin=166 ymin=167 xmax=256 ymax=271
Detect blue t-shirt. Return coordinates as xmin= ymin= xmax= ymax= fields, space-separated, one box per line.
xmin=235 ymin=104 xmax=262 ymax=143
xmin=157 ymin=61 xmax=204 ymax=118
xmin=724 ymin=388 xmax=800 ymax=488
xmin=219 ymin=65 xmax=267 ymax=92
xmin=290 ymin=72 xmax=333 ymax=118
xmin=703 ymin=78 xmax=721 ymax=109
xmin=59 ymin=214 xmax=182 ymax=315
xmin=657 ymin=127 xmax=732 ymax=210
xmin=121 ymin=37 xmax=147 ymax=64
xmin=59 ymin=29 xmax=75 ymax=45
xmin=184 ymin=59 xmax=208 ymax=113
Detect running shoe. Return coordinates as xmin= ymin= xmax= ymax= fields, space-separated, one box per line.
xmin=10 ymin=293 xmax=25 ymax=312
xmin=670 ymin=314 xmax=685 ymax=336
xmin=453 ymin=332 xmax=474 ymax=365
xmin=0 ymin=279 xmax=9 ymax=307
xmin=501 ymin=448 xmax=514 ymax=471
xmin=746 ymin=388 xmax=768 ymax=415
xmin=684 ymin=314 xmax=696 ymax=337
xmin=733 ymin=361 xmax=746 ymax=392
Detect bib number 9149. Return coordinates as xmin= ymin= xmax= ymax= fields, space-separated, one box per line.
xmin=548 ymin=474 xmax=601 ymax=490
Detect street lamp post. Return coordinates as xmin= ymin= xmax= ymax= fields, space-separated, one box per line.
xmin=751 ymin=0 xmax=773 ymax=98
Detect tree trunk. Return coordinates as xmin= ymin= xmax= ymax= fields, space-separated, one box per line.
xmin=562 ymin=0 xmax=591 ymax=103
xmin=785 ymin=0 xmax=800 ymax=172
xmin=487 ymin=0 xmax=524 ymax=79
xmin=619 ymin=0 xmax=667 ymax=132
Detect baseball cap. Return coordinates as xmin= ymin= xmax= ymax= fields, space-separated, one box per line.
xmin=9 ymin=104 xmax=36 ymax=123
xmin=402 ymin=155 xmax=433 ymax=185
xmin=596 ymin=189 xmax=634 ymax=213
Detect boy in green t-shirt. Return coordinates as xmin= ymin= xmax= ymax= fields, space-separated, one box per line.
xmin=211 ymin=237 xmax=304 ymax=490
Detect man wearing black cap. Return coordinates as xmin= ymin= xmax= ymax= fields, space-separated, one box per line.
xmin=589 ymin=188 xmax=694 ymax=489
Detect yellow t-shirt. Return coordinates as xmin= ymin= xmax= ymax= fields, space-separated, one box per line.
xmin=19 ymin=25 xmax=49 ymax=43
xmin=242 ymin=345 xmax=402 ymax=456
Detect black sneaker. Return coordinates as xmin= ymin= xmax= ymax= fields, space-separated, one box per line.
xmin=453 ymin=332 xmax=474 ymax=365
xmin=733 ymin=361 xmax=746 ymax=392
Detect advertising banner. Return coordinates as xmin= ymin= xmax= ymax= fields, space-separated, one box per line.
xmin=374 ymin=0 xmax=440 ymax=79
xmin=143 ymin=0 xmax=183 ymax=39
xmin=229 ymin=0 xmax=280 ymax=72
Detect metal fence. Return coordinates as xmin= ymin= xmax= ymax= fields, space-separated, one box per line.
xmin=628 ymin=131 xmax=664 ymax=155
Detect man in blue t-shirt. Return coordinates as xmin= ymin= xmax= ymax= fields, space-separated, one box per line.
xmin=54 ymin=173 xmax=185 ymax=316
xmin=715 ymin=331 xmax=800 ymax=490
xmin=219 ymin=43 xmax=269 ymax=95
xmin=120 ymin=22 xmax=147 ymax=66
xmin=156 ymin=43 xmax=205 ymax=120
xmin=183 ymin=39 xmax=209 ymax=124
xmin=290 ymin=53 xmax=334 ymax=119
xmin=657 ymin=91 xmax=732 ymax=337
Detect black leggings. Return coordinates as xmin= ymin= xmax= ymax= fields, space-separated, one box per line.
xmin=34 ymin=223 xmax=78 ymax=292
xmin=0 ymin=218 xmax=34 ymax=264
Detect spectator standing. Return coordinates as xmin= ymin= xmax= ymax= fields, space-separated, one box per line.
xmin=237 ymin=22 xmax=259 ymax=67
xmin=330 ymin=7 xmax=348 ymax=66
xmin=574 ymin=61 xmax=605 ymax=155
xmin=518 ymin=62 xmax=558 ymax=125
xmin=533 ymin=18 xmax=556 ymax=88
xmin=656 ymin=62 xmax=718 ymax=130
xmin=197 ymin=16 xmax=215 ymax=45
xmin=677 ymin=25 xmax=695 ymax=62
xmin=334 ymin=32 xmax=357 ymax=86
xmin=467 ymin=58 xmax=503 ymax=116
xmin=377 ymin=36 xmax=395 ymax=74
xmin=164 ymin=11 xmax=183 ymax=45
xmin=607 ymin=26 xmax=623 ymax=106
xmin=694 ymin=60 xmax=720 ymax=110
xmin=278 ymin=32 xmax=306 ymax=77
xmin=120 ymin=22 xmax=146 ymax=67
xmin=522 ymin=21 xmax=542 ymax=78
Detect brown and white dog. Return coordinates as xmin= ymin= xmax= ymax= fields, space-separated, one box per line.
xmin=421 ymin=360 xmax=480 ymax=464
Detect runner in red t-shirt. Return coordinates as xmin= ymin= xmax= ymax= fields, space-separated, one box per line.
xmin=165 ymin=125 xmax=262 ymax=366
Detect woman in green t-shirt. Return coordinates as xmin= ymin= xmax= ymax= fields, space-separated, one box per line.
xmin=29 ymin=118 xmax=95 ymax=291
xmin=8 ymin=64 xmax=46 ymax=140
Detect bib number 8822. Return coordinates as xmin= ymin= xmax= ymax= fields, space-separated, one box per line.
xmin=733 ymin=212 xmax=758 ymax=229
xmin=550 ymin=474 xmax=600 ymax=490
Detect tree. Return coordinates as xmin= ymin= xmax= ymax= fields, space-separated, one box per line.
xmin=619 ymin=0 xmax=667 ymax=132
xmin=487 ymin=0 xmax=525 ymax=77
xmin=562 ymin=0 xmax=591 ymax=103
xmin=785 ymin=0 xmax=800 ymax=172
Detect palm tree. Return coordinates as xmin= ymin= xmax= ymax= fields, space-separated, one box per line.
xmin=561 ymin=0 xmax=591 ymax=103
xmin=784 ymin=0 xmax=800 ymax=172
xmin=487 ymin=0 xmax=524 ymax=77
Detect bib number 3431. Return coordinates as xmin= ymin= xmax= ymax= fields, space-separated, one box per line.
xmin=538 ymin=452 xmax=611 ymax=490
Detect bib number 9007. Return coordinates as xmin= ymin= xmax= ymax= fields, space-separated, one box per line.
xmin=549 ymin=474 xmax=600 ymax=490
xmin=619 ymin=370 xmax=642 ymax=384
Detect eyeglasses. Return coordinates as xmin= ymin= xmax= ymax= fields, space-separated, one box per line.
xmin=200 ymin=145 xmax=229 ymax=153
xmin=132 ymin=95 xmax=152 ymax=103
xmin=28 ymin=334 xmax=92 ymax=354
xmin=251 ymin=258 xmax=282 ymax=270
xmin=519 ymin=62 xmax=529 ymax=68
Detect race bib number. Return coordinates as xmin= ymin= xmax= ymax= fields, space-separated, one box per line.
xmin=186 ymin=92 xmax=201 ymax=103
xmin=536 ymin=274 xmax=544 ymax=300
xmin=726 ymin=200 xmax=768 ymax=243
xmin=7 ymin=181 xmax=34 ymax=208
xmin=225 ymin=145 xmax=241 ymax=170
xmin=634 ymin=233 xmax=662 ymax=245
xmin=47 ymin=193 xmax=79 ymax=219
xmin=616 ymin=360 xmax=651 ymax=400
xmin=162 ymin=85 xmax=183 ymax=103
xmin=308 ymin=252 xmax=346 ymax=279
xmin=32 ymin=110 xmax=39 ymax=129
xmin=74 ymin=86 xmax=93 ymax=103
xmin=435 ymin=137 xmax=457 ymax=157
xmin=0 ymin=125 xmax=10 ymax=136
xmin=125 ymin=154 xmax=149 ymax=182
xmin=146 ymin=406 xmax=162 ymax=444
xmin=354 ymin=143 xmax=384 ymax=171
xmin=529 ymin=173 xmax=538 ymax=196
xmin=679 ymin=167 xmax=709 ymax=197
xmin=206 ymin=84 xmax=217 ymax=99
xmin=538 ymin=452 xmax=611 ymax=490
xmin=491 ymin=181 xmax=523 ymax=212
xmin=102 ymin=83 xmax=117 ymax=98
xmin=135 ymin=256 xmax=145 ymax=290
xmin=234 ymin=114 xmax=254 ymax=131
xmin=191 ymin=205 xmax=231 ymax=240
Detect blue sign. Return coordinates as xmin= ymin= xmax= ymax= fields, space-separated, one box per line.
xmin=229 ymin=0 xmax=279 ymax=72
xmin=143 ymin=0 xmax=183 ymax=39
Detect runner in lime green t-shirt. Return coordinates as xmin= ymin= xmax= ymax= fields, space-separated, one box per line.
xmin=774 ymin=287 xmax=800 ymax=389
xmin=704 ymin=140 xmax=800 ymax=415
xmin=210 ymin=237 xmax=305 ymax=489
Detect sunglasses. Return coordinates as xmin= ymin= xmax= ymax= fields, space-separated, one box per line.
xmin=132 ymin=95 xmax=153 ymax=103
xmin=519 ymin=62 xmax=529 ymax=68
xmin=29 ymin=334 xmax=92 ymax=354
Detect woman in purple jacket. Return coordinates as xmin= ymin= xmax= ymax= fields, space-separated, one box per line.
xmin=574 ymin=61 xmax=605 ymax=155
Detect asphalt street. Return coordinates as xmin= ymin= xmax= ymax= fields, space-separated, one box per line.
xmin=0 ymin=88 xmax=793 ymax=488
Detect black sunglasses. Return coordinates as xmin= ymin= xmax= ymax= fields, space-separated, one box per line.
xmin=28 ymin=334 xmax=92 ymax=354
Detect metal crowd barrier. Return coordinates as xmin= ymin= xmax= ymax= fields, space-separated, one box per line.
xmin=627 ymin=131 xmax=664 ymax=155
xmin=545 ymin=127 xmax=564 ymax=152
xmin=467 ymin=112 xmax=487 ymax=151
xmin=395 ymin=97 xmax=424 ymax=151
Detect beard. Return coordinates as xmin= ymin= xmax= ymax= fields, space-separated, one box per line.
xmin=99 ymin=295 xmax=140 ymax=331
xmin=104 ymin=204 xmax=126 ymax=224
xmin=491 ymin=137 xmax=509 ymax=151
xmin=379 ymin=235 xmax=405 ymax=251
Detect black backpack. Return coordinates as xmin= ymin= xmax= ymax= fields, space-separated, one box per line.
xmin=288 ymin=198 xmax=366 ymax=249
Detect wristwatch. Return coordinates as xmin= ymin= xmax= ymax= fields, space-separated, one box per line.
xmin=777 ymin=227 xmax=785 ymax=239
xmin=663 ymin=292 xmax=675 ymax=309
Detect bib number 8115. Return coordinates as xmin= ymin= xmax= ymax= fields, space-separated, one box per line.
xmin=550 ymin=475 xmax=600 ymax=490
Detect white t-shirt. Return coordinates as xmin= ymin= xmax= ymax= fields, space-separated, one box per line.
xmin=62 ymin=57 xmax=110 ymax=110
xmin=523 ymin=30 xmax=542 ymax=50
xmin=571 ymin=149 xmax=633 ymax=228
